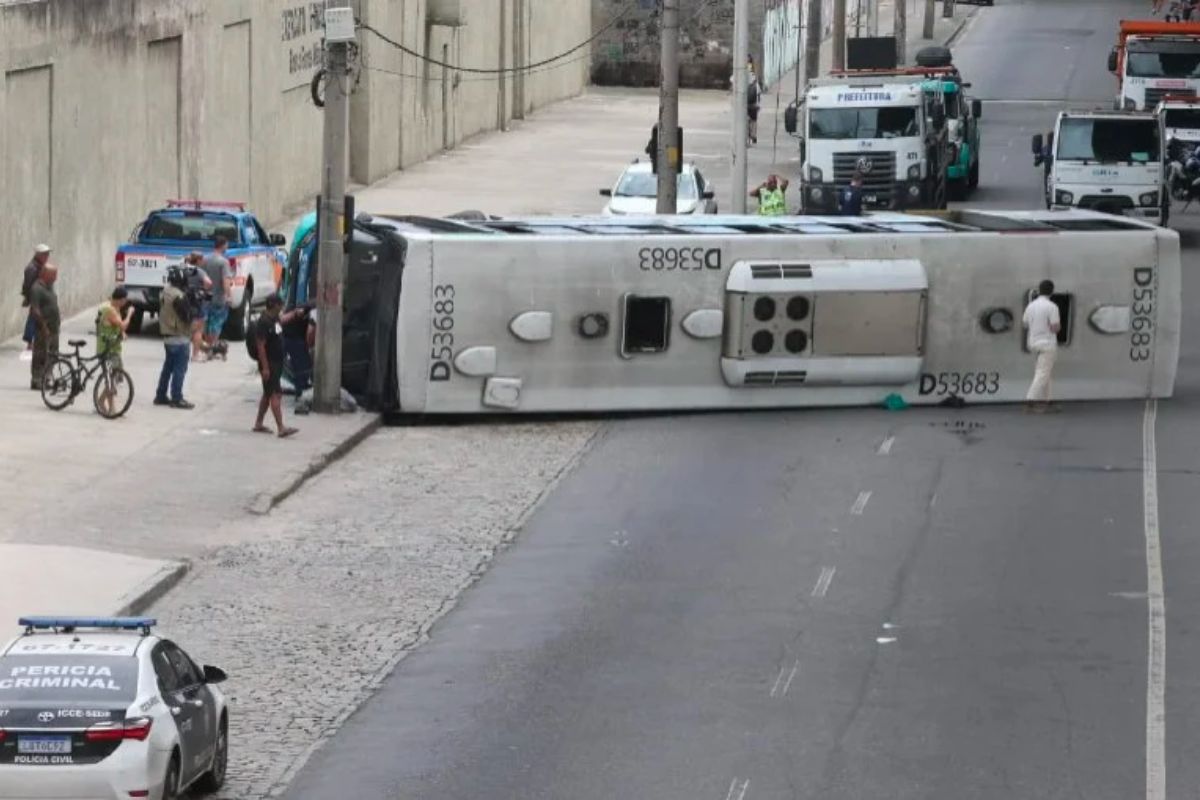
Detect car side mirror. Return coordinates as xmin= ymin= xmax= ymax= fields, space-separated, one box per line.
xmin=269 ymin=233 xmax=286 ymax=246
xmin=600 ymin=188 xmax=613 ymax=197
xmin=203 ymin=665 xmax=228 ymax=684
xmin=971 ymin=99 xmax=982 ymax=119
xmin=702 ymin=190 xmax=715 ymax=199
xmin=1107 ymin=48 xmax=1119 ymax=74
xmin=1031 ymin=133 xmax=1044 ymax=155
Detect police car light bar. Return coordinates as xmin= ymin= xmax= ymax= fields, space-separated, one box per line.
xmin=18 ymin=617 xmax=157 ymax=635
xmin=164 ymin=199 xmax=247 ymax=211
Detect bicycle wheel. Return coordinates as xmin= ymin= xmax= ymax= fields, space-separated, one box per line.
xmin=93 ymin=366 xmax=134 ymax=419
xmin=40 ymin=358 xmax=77 ymax=411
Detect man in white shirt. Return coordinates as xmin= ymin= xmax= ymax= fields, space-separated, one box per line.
xmin=1022 ymin=279 xmax=1062 ymax=412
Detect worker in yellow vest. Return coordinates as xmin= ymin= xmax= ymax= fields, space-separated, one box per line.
xmin=750 ymin=175 xmax=789 ymax=216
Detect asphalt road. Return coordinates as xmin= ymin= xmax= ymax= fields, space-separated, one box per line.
xmin=285 ymin=2 xmax=1200 ymax=798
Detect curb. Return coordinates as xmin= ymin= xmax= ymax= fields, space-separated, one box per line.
xmin=247 ymin=413 xmax=383 ymax=516
xmin=114 ymin=560 xmax=191 ymax=616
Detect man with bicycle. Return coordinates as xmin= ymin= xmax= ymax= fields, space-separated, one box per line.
xmin=28 ymin=263 xmax=59 ymax=391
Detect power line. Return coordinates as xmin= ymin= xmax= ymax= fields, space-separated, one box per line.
xmin=359 ymin=1 xmax=636 ymax=76
xmin=365 ymin=49 xmax=593 ymax=84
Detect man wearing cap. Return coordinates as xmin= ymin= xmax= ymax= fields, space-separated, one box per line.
xmin=252 ymin=293 xmax=302 ymax=438
xmin=19 ymin=245 xmax=51 ymax=360
xmin=27 ymin=262 xmax=59 ymax=390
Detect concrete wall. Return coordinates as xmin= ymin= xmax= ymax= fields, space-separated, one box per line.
xmin=0 ymin=0 xmax=590 ymax=340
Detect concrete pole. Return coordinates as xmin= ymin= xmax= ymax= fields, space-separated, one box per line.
xmin=942 ymin=0 xmax=954 ymax=18
xmin=314 ymin=3 xmax=352 ymax=414
xmin=832 ymin=0 xmax=847 ymax=70
xmin=657 ymin=0 xmax=680 ymax=214
xmin=498 ymin=0 xmax=508 ymax=131
xmin=804 ymin=0 xmax=822 ymax=84
xmin=923 ymin=0 xmax=935 ymax=38
xmin=731 ymin=0 xmax=749 ymax=213
xmin=895 ymin=0 xmax=908 ymax=65
xmin=514 ymin=0 xmax=526 ymax=120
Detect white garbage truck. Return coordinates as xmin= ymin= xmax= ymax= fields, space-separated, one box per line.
xmin=1033 ymin=109 xmax=1168 ymax=225
xmin=795 ymin=69 xmax=951 ymax=214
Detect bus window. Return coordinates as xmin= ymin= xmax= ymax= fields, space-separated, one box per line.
xmin=622 ymin=295 xmax=672 ymax=355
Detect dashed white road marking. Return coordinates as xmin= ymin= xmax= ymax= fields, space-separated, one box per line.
xmin=877 ymin=436 xmax=895 ymax=455
xmin=812 ymin=566 xmax=836 ymax=598
xmin=851 ymin=491 xmax=872 ymax=515
xmin=725 ymin=778 xmax=750 ymax=800
xmin=930 ymin=492 xmax=938 ymax=508
xmin=770 ymin=659 xmax=800 ymax=698
xmin=1143 ymin=400 xmax=1166 ymax=800
xmin=876 ymin=636 xmax=897 ymax=644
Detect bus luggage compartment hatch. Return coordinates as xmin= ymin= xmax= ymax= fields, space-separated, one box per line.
xmin=721 ymin=259 xmax=928 ymax=388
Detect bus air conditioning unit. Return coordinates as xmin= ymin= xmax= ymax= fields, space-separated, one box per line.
xmin=722 ymin=259 xmax=928 ymax=387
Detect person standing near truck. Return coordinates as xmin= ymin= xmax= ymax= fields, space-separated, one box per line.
xmin=202 ymin=236 xmax=233 ymax=350
xmin=1023 ymin=280 xmax=1062 ymax=413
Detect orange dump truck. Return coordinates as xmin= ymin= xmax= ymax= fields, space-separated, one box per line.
xmin=1109 ymin=20 xmax=1200 ymax=109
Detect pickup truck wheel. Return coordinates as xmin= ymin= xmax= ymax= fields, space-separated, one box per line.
xmin=225 ymin=286 xmax=253 ymax=341
xmin=127 ymin=308 xmax=144 ymax=336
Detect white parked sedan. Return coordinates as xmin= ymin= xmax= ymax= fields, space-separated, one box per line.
xmin=600 ymin=161 xmax=719 ymax=215
xmin=0 ymin=617 xmax=228 ymax=800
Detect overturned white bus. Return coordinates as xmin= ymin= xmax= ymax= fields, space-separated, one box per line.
xmin=304 ymin=210 xmax=1179 ymax=414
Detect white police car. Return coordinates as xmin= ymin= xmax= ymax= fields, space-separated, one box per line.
xmin=0 ymin=617 xmax=228 ymax=800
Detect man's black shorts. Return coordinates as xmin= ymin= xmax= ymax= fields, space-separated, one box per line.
xmin=262 ymin=362 xmax=283 ymax=396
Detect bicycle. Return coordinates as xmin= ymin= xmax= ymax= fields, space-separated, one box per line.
xmin=40 ymin=339 xmax=135 ymax=419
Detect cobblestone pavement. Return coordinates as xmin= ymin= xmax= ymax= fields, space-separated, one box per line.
xmin=149 ymin=421 xmax=601 ymax=799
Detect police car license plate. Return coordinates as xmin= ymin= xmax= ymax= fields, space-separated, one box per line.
xmin=18 ymin=736 xmax=71 ymax=755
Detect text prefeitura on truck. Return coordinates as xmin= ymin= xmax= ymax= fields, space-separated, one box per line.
xmin=1108 ymin=20 xmax=1200 ymax=110
xmin=1032 ymin=110 xmax=1168 ymax=225
xmin=793 ymin=69 xmax=952 ymax=213
xmin=114 ymin=200 xmax=288 ymax=340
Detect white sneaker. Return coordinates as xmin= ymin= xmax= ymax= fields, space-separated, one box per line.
xmin=18 ymin=350 xmax=32 ymax=362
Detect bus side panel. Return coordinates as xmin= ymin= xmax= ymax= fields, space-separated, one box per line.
xmin=1152 ymin=228 xmax=1182 ymax=398
xmin=397 ymin=240 xmax=434 ymax=413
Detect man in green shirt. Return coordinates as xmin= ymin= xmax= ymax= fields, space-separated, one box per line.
xmin=28 ymin=263 xmax=60 ymax=390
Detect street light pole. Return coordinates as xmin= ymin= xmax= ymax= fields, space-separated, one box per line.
xmin=656 ymin=0 xmax=680 ymax=213
xmin=314 ymin=2 xmax=353 ymax=414
xmin=732 ymin=0 xmax=749 ymax=213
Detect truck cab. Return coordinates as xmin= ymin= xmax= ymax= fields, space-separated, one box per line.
xmin=1158 ymin=94 xmax=1200 ymax=146
xmin=797 ymin=71 xmax=950 ymax=213
xmin=1033 ymin=110 xmax=1167 ymax=225
xmin=1108 ymin=20 xmax=1200 ymax=110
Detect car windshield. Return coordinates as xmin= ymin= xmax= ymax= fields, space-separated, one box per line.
xmin=809 ymin=106 xmax=920 ymax=139
xmin=0 ymin=655 xmax=138 ymax=704
xmin=1166 ymin=108 xmax=1200 ymax=129
xmin=1127 ymin=50 xmax=1200 ymax=79
xmin=1056 ymin=118 xmax=1161 ymax=163
xmin=140 ymin=211 xmax=242 ymax=245
xmin=615 ymin=172 xmax=698 ymax=199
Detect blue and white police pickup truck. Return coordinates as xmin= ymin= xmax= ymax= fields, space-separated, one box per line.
xmin=115 ymin=200 xmax=287 ymax=340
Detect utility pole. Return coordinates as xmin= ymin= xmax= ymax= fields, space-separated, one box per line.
xmin=895 ymin=0 xmax=908 ymax=65
xmin=314 ymin=2 xmax=355 ymax=414
xmin=804 ymin=0 xmax=822 ymax=85
xmin=923 ymin=0 xmax=935 ymax=38
xmin=514 ymin=0 xmax=526 ymax=120
xmin=832 ymin=0 xmax=847 ymax=70
xmin=942 ymin=0 xmax=955 ymax=18
xmin=657 ymin=0 xmax=680 ymax=213
xmin=731 ymin=0 xmax=749 ymax=213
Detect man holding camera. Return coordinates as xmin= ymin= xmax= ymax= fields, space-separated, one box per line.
xmin=154 ymin=266 xmax=195 ymax=409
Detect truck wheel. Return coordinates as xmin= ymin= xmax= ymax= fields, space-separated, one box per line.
xmin=128 ymin=308 xmax=144 ymax=336
xmin=949 ymin=178 xmax=967 ymax=202
xmin=225 ymin=285 xmax=253 ymax=341
xmin=968 ymin=159 xmax=980 ymax=190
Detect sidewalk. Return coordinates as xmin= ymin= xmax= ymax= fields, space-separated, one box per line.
xmin=0 ymin=308 xmax=378 ymax=627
